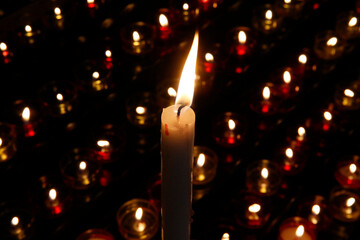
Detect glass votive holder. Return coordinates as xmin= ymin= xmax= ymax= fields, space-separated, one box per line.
xmin=76 ymin=229 xmax=114 ymax=240
xmin=274 ymin=0 xmax=306 ymax=19
xmin=0 ymin=208 xmax=35 ymax=240
xmin=60 ymin=148 xmax=102 ymax=190
xmin=212 ymin=112 xmax=247 ymax=148
xmin=278 ymin=143 xmax=307 ymax=175
xmin=40 ymin=80 xmax=78 ymax=117
xmin=334 ymin=82 xmax=360 ymax=111
xmin=0 ymin=122 xmax=17 ymax=163
xmin=249 ymin=82 xmax=281 ymax=115
xmin=335 ymin=11 xmax=360 ymax=40
xmin=314 ymin=30 xmax=346 ymax=61
xmin=193 ymin=146 xmax=218 ymax=185
xmin=278 ymin=216 xmax=317 ymax=240
xmin=154 ymin=8 xmax=176 ymax=41
xmin=19 ymin=23 xmax=41 ymax=45
xmin=174 ymin=1 xmax=199 ymax=26
xmin=297 ymin=195 xmax=330 ymax=231
xmin=13 ymin=100 xmax=43 ymax=138
xmin=233 ymin=191 xmax=271 ymax=229
xmin=227 ymin=26 xmax=257 ymax=58
xmin=246 ymin=159 xmax=282 ymax=196
xmin=156 ymin=79 xmax=178 ymax=108
xmin=292 ymin=48 xmax=315 ymax=77
xmin=252 ymin=4 xmax=282 ymax=34
xmin=271 ymin=67 xmax=302 ymax=99
xmin=0 ymin=41 xmax=13 ymax=64
xmin=116 ymin=198 xmax=159 ymax=240
xmin=329 ymin=188 xmax=360 ymax=223
xmin=126 ymin=92 xmax=161 ymax=128
xmin=334 ymin=155 xmax=360 ymax=189
xmin=120 ymin=22 xmax=156 ymax=56
xmin=51 ymin=5 xmax=66 ymax=30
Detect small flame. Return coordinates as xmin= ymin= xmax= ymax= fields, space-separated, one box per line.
xmin=265 ymin=10 xmax=273 ymax=20
xmin=350 ymin=163 xmax=357 ymax=174
xmin=263 ymin=86 xmax=270 ymax=100
xmin=326 ymin=37 xmax=338 ymax=47
xmin=205 ymin=53 xmax=214 ymax=62
xmin=56 ymin=93 xmax=63 ymax=101
xmin=349 ymin=17 xmax=358 ymax=27
xmin=92 ymin=71 xmax=100 ymax=79
xmin=238 ymin=31 xmax=247 ymax=44
xmin=312 ymin=204 xmax=321 ymax=215
xmin=87 ymin=0 xmax=95 ymax=4
xmin=324 ymin=111 xmax=332 ymax=121
xmin=97 ymin=140 xmax=110 ymax=147
xmin=133 ymin=31 xmax=140 ymax=42
xmin=295 ymin=225 xmax=305 ymax=237
xmin=11 ymin=216 xmax=19 ymax=226
xmin=183 ymin=3 xmax=189 ymax=11
xmin=105 ymin=50 xmax=112 ymax=58
xmin=25 ymin=25 xmax=32 ymax=33
xmin=136 ymin=106 xmax=146 ymax=114
xmin=344 ymin=89 xmax=355 ymax=97
xmin=22 ymin=107 xmax=30 ymax=121
xmin=284 ymin=0 xmax=292 ymax=3
xmin=283 ymin=70 xmax=291 ymax=84
xmin=346 ymin=197 xmax=356 ymax=207
xmin=248 ymin=203 xmax=261 ymax=213
xmin=79 ymin=161 xmax=87 ymax=170
xmin=167 ymin=87 xmax=177 ymax=97
xmin=175 ymin=31 xmax=199 ymax=106
xmin=298 ymin=127 xmax=306 ymax=137
xmin=261 ymin=168 xmax=269 ymax=179
xmin=135 ymin=207 xmax=143 ymax=220
xmin=0 ymin=138 xmax=2 ymax=147
xmin=49 ymin=188 xmax=57 ymax=200
xmin=285 ymin=148 xmax=293 ymax=158
xmin=228 ymin=119 xmax=236 ymax=130
xmin=197 ymin=153 xmax=206 ymax=167
xmin=159 ymin=14 xmax=169 ymax=27
xmin=54 ymin=7 xmax=61 ymax=15
xmin=221 ymin=233 xmax=230 ymax=240
xmin=298 ymin=54 xmax=307 ymax=64
xmin=0 ymin=42 xmax=7 ymax=51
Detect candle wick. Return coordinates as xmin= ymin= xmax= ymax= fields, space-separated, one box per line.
xmin=177 ymin=105 xmax=185 ymax=117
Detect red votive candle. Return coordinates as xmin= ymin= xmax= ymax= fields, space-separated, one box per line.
xmin=155 ymin=9 xmax=175 ymax=40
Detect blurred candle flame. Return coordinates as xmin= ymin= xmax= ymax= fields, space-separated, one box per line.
xmin=22 ymin=107 xmax=30 ymax=122
xmin=350 ymin=163 xmax=357 ymax=174
xmin=228 ymin=119 xmax=236 ymax=130
xmin=312 ymin=204 xmax=321 ymax=215
xmin=135 ymin=207 xmax=143 ymax=220
xmin=136 ymin=106 xmax=146 ymax=114
xmin=265 ymin=10 xmax=273 ymax=20
xmin=283 ymin=70 xmax=291 ymax=84
xmin=298 ymin=127 xmax=306 ymax=137
xmin=92 ymin=71 xmax=100 ymax=79
xmin=248 ymin=203 xmax=261 ymax=213
xmin=238 ymin=31 xmax=247 ymax=44
xmin=263 ymin=86 xmax=270 ymax=100
xmin=25 ymin=25 xmax=32 ymax=33
xmin=105 ymin=50 xmax=112 ymax=58
xmin=0 ymin=42 xmax=7 ymax=51
xmin=97 ymin=140 xmax=110 ymax=147
xmin=346 ymin=197 xmax=356 ymax=207
xmin=11 ymin=216 xmax=19 ymax=226
xmin=56 ymin=93 xmax=64 ymax=101
xmin=197 ymin=153 xmax=205 ymax=167
xmin=205 ymin=52 xmax=214 ymax=62
xmin=349 ymin=17 xmax=358 ymax=27
xmin=285 ymin=148 xmax=293 ymax=158
xmin=79 ymin=161 xmax=87 ymax=170
xmin=326 ymin=37 xmax=337 ymax=47
xmin=133 ymin=31 xmax=140 ymax=43
xmin=284 ymin=0 xmax=291 ymax=3
xmin=167 ymin=87 xmax=177 ymax=97
xmin=261 ymin=168 xmax=269 ymax=179
xmin=323 ymin=111 xmax=332 ymax=121
xmin=221 ymin=233 xmax=230 ymax=240
xmin=298 ymin=54 xmax=307 ymax=64
xmin=183 ymin=3 xmax=189 ymax=11
xmin=49 ymin=188 xmax=57 ymax=200
xmin=0 ymin=138 xmax=2 ymax=147
xmin=159 ymin=14 xmax=169 ymax=27
xmin=295 ymin=225 xmax=305 ymax=237
xmin=344 ymin=89 xmax=355 ymax=97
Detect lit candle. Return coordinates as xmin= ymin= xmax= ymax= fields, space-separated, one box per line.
xmin=104 ymin=49 xmax=113 ymax=69
xmin=329 ymin=188 xmax=360 ymax=222
xmin=278 ymin=217 xmax=316 ymax=240
xmin=21 ymin=106 xmax=36 ymax=137
xmin=334 ymin=86 xmax=360 ymax=111
xmin=334 ymin=157 xmax=360 ymax=189
xmin=193 ymin=146 xmax=218 ymax=185
xmin=97 ymin=139 xmax=111 ymax=161
xmin=161 ymin=31 xmax=198 ymax=240
xmin=314 ymin=31 xmax=345 ymax=60
xmin=261 ymin=86 xmax=272 ymax=113
xmin=46 ymin=188 xmax=63 ymax=215
xmin=335 ymin=11 xmax=360 ymax=39
xmin=252 ymin=4 xmax=280 ymax=33
xmin=158 ymin=11 xmax=172 ymax=40
xmin=212 ymin=112 xmax=246 ymax=147
xmin=0 ymin=42 xmax=12 ymax=63
xmin=77 ymin=161 xmax=90 ymax=186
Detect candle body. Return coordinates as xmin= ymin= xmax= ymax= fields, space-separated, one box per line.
xmin=161 ymin=105 xmax=195 ymax=240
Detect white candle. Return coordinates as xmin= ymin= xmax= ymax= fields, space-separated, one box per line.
xmin=161 ymin=31 xmax=198 ymax=240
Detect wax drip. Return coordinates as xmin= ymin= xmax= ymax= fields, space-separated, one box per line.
xmin=177 ymin=105 xmax=185 ymax=117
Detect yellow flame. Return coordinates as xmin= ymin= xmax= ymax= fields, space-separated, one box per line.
xmin=197 ymin=153 xmax=206 ymax=167
xmin=265 ymin=10 xmax=273 ymax=20
xmin=327 ymin=37 xmax=337 ymax=47
xmin=350 ymin=163 xmax=357 ymax=174
xmin=136 ymin=106 xmax=146 ymax=114
xmin=312 ymin=204 xmax=321 ymax=215
xmin=205 ymin=53 xmax=214 ymax=62
xmin=324 ymin=111 xmax=332 ymax=121
xmin=298 ymin=127 xmax=306 ymax=137
xmin=133 ymin=31 xmax=140 ymax=42
xmin=175 ymin=31 xmax=199 ymax=106
xmin=25 ymin=25 xmax=32 ymax=33
xmin=54 ymin=7 xmax=61 ymax=15
xmin=22 ymin=107 xmax=30 ymax=121
xmin=56 ymin=93 xmax=63 ymax=101
xmin=221 ymin=233 xmax=230 ymax=240
xmin=0 ymin=42 xmax=7 ymax=51
xmin=261 ymin=168 xmax=269 ymax=179
xmin=49 ymin=188 xmax=57 ymax=200
xmin=263 ymin=86 xmax=270 ymax=100
xmin=298 ymin=54 xmax=307 ymax=64
xmin=105 ymin=50 xmax=112 ymax=58
xmin=159 ymin=14 xmax=169 ymax=27
xmin=283 ymin=70 xmax=291 ymax=84
xmin=97 ymin=140 xmax=110 ymax=147
xmin=349 ymin=17 xmax=358 ymax=27
xmin=238 ymin=31 xmax=246 ymax=44
xmin=344 ymin=89 xmax=355 ymax=97
xmin=11 ymin=216 xmax=19 ymax=226
xmin=79 ymin=161 xmax=87 ymax=170
xmin=295 ymin=225 xmax=305 ymax=237
xmin=135 ymin=207 xmax=143 ymax=220
xmin=92 ymin=71 xmax=100 ymax=79
xmin=0 ymin=138 xmax=2 ymax=147
xmin=87 ymin=0 xmax=95 ymax=4
xmin=228 ymin=119 xmax=236 ymax=130
xmin=167 ymin=87 xmax=177 ymax=97
xmin=248 ymin=203 xmax=261 ymax=213
xmin=285 ymin=148 xmax=293 ymax=158
xmin=284 ymin=0 xmax=291 ymax=3
xmin=183 ymin=3 xmax=189 ymax=11
xmin=346 ymin=197 xmax=356 ymax=207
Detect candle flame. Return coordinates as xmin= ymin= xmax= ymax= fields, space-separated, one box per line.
xmin=238 ymin=31 xmax=247 ymax=44
xmin=298 ymin=127 xmax=306 ymax=137
xmin=346 ymin=197 xmax=356 ymax=207
xmin=248 ymin=203 xmax=261 ymax=213
xmin=183 ymin=3 xmax=189 ymax=11
xmin=197 ymin=153 xmax=206 ymax=167
xmin=205 ymin=52 xmax=214 ymax=62
xmin=298 ymin=54 xmax=307 ymax=64
xmin=221 ymin=233 xmax=230 ymax=240
xmin=326 ymin=37 xmax=337 ymax=47
xmin=284 ymin=0 xmax=291 ymax=3
xmin=312 ymin=204 xmax=321 ymax=215
xmin=135 ymin=207 xmax=143 ymax=220
xmin=283 ymin=70 xmax=291 ymax=84
xmin=348 ymin=17 xmax=358 ymax=27
xmin=136 ymin=106 xmax=146 ymax=114
xmin=0 ymin=42 xmax=7 ymax=51
xmin=54 ymin=7 xmax=61 ymax=15
xmin=92 ymin=71 xmax=100 ymax=79
xmin=56 ymin=93 xmax=64 ymax=101
xmin=0 ymin=138 xmax=2 ymax=147
xmin=11 ymin=216 xmax=19 ymax=226
xmin=295 ymin=225 xmax=305 ymax=237
xmin=167 ymin=87 xmax=177 ymax=97
xmin=285 ymin=148 xmax=293 ymax=158
xmin=87 ymin=0 xmax=95 ymax=4
xmin=344 ymin=89 xmax=355 ymax=97
xmin=175 ymin=31 xmax=199 ymax=106
xmin=133 ymin=31 xmax=140 ymax=42
xmin=159 ymin=14 xmax=169 ymax=27
xmin=49 ymin=188 xmax=57 ymax=200
xmin=105 ymin=50 xmax=112 ymax=58
xmin=350 ymin=163 xmax=357 ymax=174
xmin=265 ymin=10 xmax=273 ymax=20
xmin=25 ymin=25 xmax=32 ymax=33
xmin=262 ymin=86 xmax=270 ymax=100
xmin=97 ymin=140 xmax=110 ymax=147
xmin=79 ymin=161 xmax=87 ymax=170
xmin=228 ymin=119 xmax=236 ymax=130
xmin=324 ymin=111 xmax=332 ymax=121
xmin=22 ymin=107 xmax=30 ymax=121
xmin=261 ymin=168 xmax=269 ymax=179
